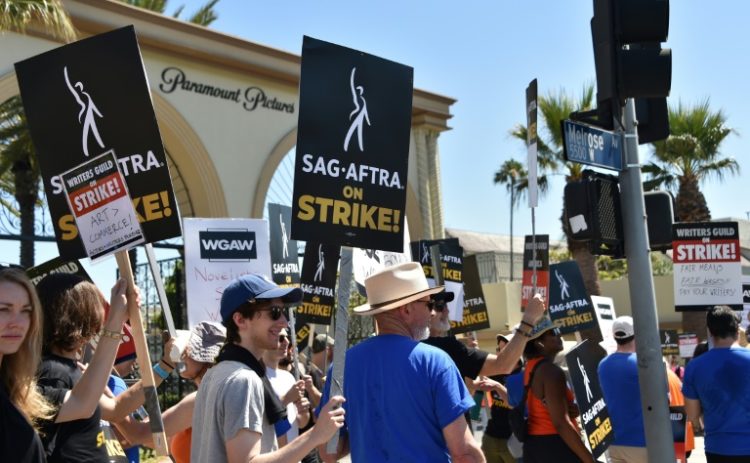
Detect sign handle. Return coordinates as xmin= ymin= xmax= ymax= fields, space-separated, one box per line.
xmin=115 ymin=251 xmax=169 ymax=457
xmin=144 ymin=244 xmax=177 ymax=337
xmin=326 ymin=246 xmax=353 ymax=454
xmin=429 ymin=244 xmax=444 ymax=286
xmin=288 ymin=309 xmax=300 ymax=381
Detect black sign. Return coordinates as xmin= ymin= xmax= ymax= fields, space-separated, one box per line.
xmin=268 ymin=203 xmax=301 ymax=286
xmin=298 ymin=243 xmax=340 ymax=325
xmin=291 ymin=36 xmax=413 ymax=252
xmin=670 ymin=405 xmax=687 ymax=461
xmin=548 ymin=261 xmax=597 ymax=335
xmin=565 ymin=340 xmax=613 ymax=458
xmin=198 ymin=230 xmax=257 ymax=261
xmin=660 ymin=329 xmax=679 ymax=356
xmin=295 ymin=323 xmax=313 ymax=351
xmin=14 ymin=26 xmax=181 ymax=259
xmin=26 ymin=257 xmax=91 ymax=286
xmin=451 ymin=254 xmax=490 ymax=335
xmin=521 ymin=235 xmax=549 ymax=310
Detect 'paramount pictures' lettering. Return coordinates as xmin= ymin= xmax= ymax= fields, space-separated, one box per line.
xmin=292 ymin=36 xmax=413 ymax=252
xmin=159 ymin=67 xmax=295 ymax=113
xmin=14 ymin=26 xmax=181 ymax=259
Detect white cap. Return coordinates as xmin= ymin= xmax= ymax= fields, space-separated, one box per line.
xmin=612 ymin=316 xmax=635 ymax=339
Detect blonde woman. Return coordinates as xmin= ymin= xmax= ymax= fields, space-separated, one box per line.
xmin=0 ymin=267 xmax=53 ymax=463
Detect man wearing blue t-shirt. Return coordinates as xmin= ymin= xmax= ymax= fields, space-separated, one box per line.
xmin=319 ymin=262 xmax=484 ymax=463
xmin=597 ymin=316 xmax=647 ymax=463
xmin=683 ymin=306 xmax=750 ymax=462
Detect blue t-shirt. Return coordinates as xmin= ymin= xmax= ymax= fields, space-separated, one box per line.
xmin=320 ymin=335 xmax=474 ymax=463
xmin=598 ymin=352 xmax=645 ymax=447
xmin=108 ymin=375 xmax=140 ymax=463
xmin=682 ymin=347 xmax=750 ymax=456
xmin=505 ymin=371 xmax=524 ymax=408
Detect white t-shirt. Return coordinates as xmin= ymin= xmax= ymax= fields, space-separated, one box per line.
xmin=266 ymin=367 xmax=299 ymax=441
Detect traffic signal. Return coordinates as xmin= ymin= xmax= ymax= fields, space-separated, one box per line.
xmin=564 ymin=170 xmax=624 ymax=257
xmin=590 ymin=0 xmax=671 ymax=139
xmin=644 ymin=190 xmax=675 ymax=251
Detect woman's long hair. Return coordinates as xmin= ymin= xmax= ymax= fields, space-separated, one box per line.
xmin=0 ymin=269 xmax=53 ymax=428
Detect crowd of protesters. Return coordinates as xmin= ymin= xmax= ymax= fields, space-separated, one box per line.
xmin=1 ymin=261 xmax=749 ymax=463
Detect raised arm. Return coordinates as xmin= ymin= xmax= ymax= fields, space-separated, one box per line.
xmin=479 ymin=294 xmax=546 ymax=376
xmin=53 ymin=279 xmax=130 ymax=423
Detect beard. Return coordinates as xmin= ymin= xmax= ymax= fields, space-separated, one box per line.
xmin=412 ymin=325 xmax=430 ymax=341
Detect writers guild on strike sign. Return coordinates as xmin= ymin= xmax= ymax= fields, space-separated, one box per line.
xmin=673 ymin=221 xmax=743 ymax=311
xmin=61 ymin=151 xmax=144 ymax=261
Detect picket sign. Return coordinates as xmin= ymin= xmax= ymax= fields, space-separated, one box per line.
xmin=115 ymin=251 xmax=169 ymax=456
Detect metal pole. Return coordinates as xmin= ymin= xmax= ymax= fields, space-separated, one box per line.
xmin=618 ymin=97 xmax=676 ymax=462
xmin=326 ymin=246 xmax=353 ymax=454
xmin=510 ymin=179 xmax=514 ymax=281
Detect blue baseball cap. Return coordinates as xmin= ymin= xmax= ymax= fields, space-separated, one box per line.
xmin=219 ymin=274 xmax=302 ymax=323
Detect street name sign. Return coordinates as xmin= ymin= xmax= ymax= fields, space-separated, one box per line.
xmin=562 ymin=119 xmax=623 ymax=171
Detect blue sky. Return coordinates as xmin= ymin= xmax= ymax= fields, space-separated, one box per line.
xmin=3 ymin=0 xmax=748 ymax=291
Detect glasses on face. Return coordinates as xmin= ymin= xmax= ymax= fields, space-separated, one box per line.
xmin=426 ymin=300 xmax=448 ymax=312
xmin=279 ymin=334 xmax=289 ymax=343
xmin=256 ymin=305 xmax=289 ymax=321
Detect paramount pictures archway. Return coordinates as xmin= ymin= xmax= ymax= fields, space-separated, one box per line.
xmin=0 ymin=0 xmax=455 ymax=242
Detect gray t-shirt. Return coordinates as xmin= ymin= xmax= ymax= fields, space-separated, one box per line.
xmin=191 ymin=360 xmax=277 ymax=462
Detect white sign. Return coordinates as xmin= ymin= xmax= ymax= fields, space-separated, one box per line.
xmin=673 ymin=222 xmax=743 ymax=311
xmin=678 ymin=333 xmax=699 ymax=358
xmin=591 ymin=295 xmax=617 ymax=354
xmin=61 ymin=151 xmax=144 ymax=261
xmin=353 ymin=217 xmax=410 ymax=289
xmin=742 ymin=275 xmax=750 ymax=331
xmin=184 ymin=218 xmax=271 ymax=327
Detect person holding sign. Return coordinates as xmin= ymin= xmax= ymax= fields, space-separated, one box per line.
xmin=320 ymin=262 xmax=485 ymax=463
xmin=521 ymin=319 xmax=595 ymax=463
xmin=425 ymin=290 xmax=547 ymax=379
xmin=34 ymin=273 xmax=164 ymax=462
xmin=0 ymin=268 xmax=53 ymax=463
xmin=190 ymin=274 xmax=345 ymax=463
xmin=683 ymin=306 xmax=750 ymax=462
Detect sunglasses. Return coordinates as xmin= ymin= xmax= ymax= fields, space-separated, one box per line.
xmin=426 ymin=300 xmax=448 ymax=312
xmin=257 ymin=305 xmax=290 ymax=321
xmin=279 ymin=334 xmax=289 ymax=342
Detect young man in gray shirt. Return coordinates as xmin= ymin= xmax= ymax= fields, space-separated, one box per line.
xmin=192 ymin=274 xmax=345 ymax=463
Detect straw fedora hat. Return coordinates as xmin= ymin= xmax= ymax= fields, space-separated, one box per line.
xmin=353 ymin=262 xmax=445 ymax=316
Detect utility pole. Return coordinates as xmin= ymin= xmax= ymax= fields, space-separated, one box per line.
xmin=618 ymin=98 xmax=675 ymax=461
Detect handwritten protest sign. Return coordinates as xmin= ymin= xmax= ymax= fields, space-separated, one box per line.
xmin=184 ymin=218 xmax=271 ymax=327
xmin=61 ymin=152 xmax=144 ymax=260
xmin=673 ymin=222 xmax=742 ymax=311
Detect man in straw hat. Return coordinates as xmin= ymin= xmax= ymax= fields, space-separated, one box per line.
xmin=320 ymin=262 xmax=486 ymax=462
xmin=191 ymin=274 xmax=345 ymax=463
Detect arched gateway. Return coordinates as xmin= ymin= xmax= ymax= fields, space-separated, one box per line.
xmin=0 ymin=0 xmax=455 ymax=242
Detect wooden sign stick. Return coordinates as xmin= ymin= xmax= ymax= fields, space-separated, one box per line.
xmin=115 ymin=251 xmax=169 ymax=456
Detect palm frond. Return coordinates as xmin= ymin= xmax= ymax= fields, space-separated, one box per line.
xmin=0 ymin=0 xmax=77 ymax=42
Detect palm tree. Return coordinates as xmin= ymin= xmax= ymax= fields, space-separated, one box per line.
xmin=508 ymin=84 xmax=604 ymax=296
xmin=643 ymin=99 xmax=738 ymax=221
xmin=118 ymin=0 xmax=221 ymax=26
xmin=643 ymin=99 xmax=738 ymax=338
xmin=0 ymin=0 xmax=76 ymax=42
xmin=0 ymin=96 xmax=42 ymax=267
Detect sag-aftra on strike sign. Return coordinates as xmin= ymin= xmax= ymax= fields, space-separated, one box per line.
xmin=292 ymin=36 xmax=413 ymax=252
